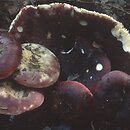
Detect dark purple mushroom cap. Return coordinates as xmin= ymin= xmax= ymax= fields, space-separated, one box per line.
xmin=0 ymin=80 xmax=44 ymax=115
xmin=0 ymin=32 xmax=22 ymax=79
xmin=94 ymin=70 xmax=130 ymax=120
xmin=48 ymin=80 xmax=93 ymax=120
xmin=9 ymin=3 xmax=130 ymax=75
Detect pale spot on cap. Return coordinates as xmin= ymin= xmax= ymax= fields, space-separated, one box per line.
xmin=96 ymin=63 xmax=103 ymax=71
xmin=81 ymin=48 xmax=85 ymax=54
xmin=90 ymin=76 xmax=93 ymax=79
xmin=86 ymin=69 xmax=89 ymax=73
xmin=61 ymin=35 xmax=66 ymax=39
xmin=17 ymin=26 xmax=23 ymax=32
xmin=79 ymin=20 xmax=88 ymax=26
xmin=47 ymin=32 xmax=51 ymax=39
xmin=23 ymin=107 xmax=27 ymax=110
xmin=29 ymin=104 xmax=34 ymax=109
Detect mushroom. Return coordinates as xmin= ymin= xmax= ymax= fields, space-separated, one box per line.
xmin=94 ymin=71 xmax=130 ymax=121
xmin=0 ymin=80 xmax=44 ymax=115
xmin=48 ymin=80 xmax=93 ymax=120
xmin=0 ymin=32 xmax=22 ymax=79
xmin=14 ymin=43 xmax=60 ymax=88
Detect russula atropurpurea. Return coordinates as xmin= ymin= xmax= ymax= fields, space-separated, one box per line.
xmin=0 ymin=32 xmax=22 ymax=79
xmin=0 ymin=80 xmax=44 ymax=115
xmin=0 ymin=2 xmax=130 ymax=129
xmin=94 ymin=71 xmax=130 ymax=120
xmin=49 ymin=80 xmax=93 ymax=119
xmin=14 ymin=43 xmax=60 ymax=88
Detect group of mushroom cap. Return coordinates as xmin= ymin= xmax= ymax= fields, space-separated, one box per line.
xmin=0 ymin=32 xmax=60 ymax=115
xmin=0 ymin=3 xmax=130 ymax=126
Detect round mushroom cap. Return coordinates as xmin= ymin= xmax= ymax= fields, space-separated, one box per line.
xmin=48 ymin=80 xmax=93 ymax=120
xmin=14 ymin=43 xmax=60 ymax=88
xmin=94 ymin=70 xmax=130 ymax=120
xmin=0 ymin=80 xmax=44 ymax=115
